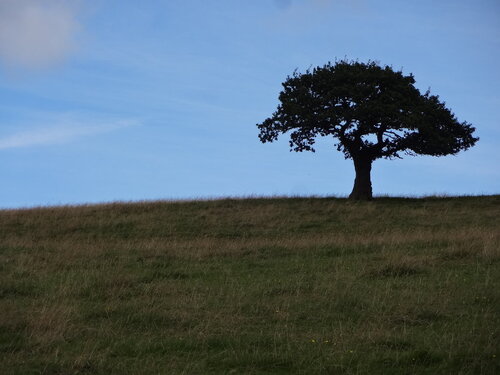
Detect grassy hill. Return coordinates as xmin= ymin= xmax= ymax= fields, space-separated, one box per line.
xmin=1 ymin=196 xmax=499 ymax=374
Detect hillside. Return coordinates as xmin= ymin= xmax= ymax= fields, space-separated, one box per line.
xmin=1 ymin=196 xmax=499 ymax=374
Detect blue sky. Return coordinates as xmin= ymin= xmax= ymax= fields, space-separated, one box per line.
xmin=0 ymin=0 xmax=499 ymax=208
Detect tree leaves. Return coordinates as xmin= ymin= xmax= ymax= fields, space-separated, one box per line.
xmin=257 ymin=60 xmax=478 ymax=161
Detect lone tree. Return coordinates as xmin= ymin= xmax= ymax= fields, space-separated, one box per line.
xmin=257 ymin=60 xmax=478 ymax=200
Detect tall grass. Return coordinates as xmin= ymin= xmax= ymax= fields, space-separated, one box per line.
xmin=1 ymin=196 xmax=499 ymax=374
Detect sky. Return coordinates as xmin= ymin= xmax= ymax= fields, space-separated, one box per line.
xmin=0 ymin=0 xmax=499 ymax=208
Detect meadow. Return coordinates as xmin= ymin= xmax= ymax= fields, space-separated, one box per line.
xmin=0 ymin=196 xmax=499 ymax=374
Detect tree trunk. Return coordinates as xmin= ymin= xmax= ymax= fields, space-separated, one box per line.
xmin=349 ymin=158 xmax=373 ymax=200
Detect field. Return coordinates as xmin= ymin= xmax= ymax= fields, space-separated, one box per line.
xmin=1 ymin=196 xmax=499 ymax=374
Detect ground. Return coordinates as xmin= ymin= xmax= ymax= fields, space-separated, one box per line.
xmin=1 ymin=196 xmax=499 ymax=374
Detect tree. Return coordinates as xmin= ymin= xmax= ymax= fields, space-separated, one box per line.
xmin=257 ymin=60 xmax=478 ymax=200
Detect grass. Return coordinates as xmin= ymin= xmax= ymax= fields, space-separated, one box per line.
xmin=0 ymin=195 xmax=499 ymax=374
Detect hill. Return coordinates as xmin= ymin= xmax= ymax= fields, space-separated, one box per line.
xmin=1 ymin=196 xmax=499 ymax=374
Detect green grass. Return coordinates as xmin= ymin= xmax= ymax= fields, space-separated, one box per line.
xmin=0 ymin=196 xmax=499 ymax=374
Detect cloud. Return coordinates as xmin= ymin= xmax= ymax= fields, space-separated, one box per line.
xmin=0 ymin=0 xmax=80 ymax=69
xmin=274 ymin=0 xmax=293 ymax=10
xmin=0 ymin=116 xmax=139 ymax=150
xmin=274 ymin=0 xmax=334 ymax=10
xmin=310 ymin=0 xmax=334 ymax=7
xmin=269 ymin=0 xmax=366 ymax=32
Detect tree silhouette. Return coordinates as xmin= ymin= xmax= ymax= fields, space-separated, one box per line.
xmin=257 ymin=60 xmax=478 ymax=200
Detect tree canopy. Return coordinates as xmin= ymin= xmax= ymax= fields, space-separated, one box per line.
xmin=257 ymin=60 xmax=478 ymax=200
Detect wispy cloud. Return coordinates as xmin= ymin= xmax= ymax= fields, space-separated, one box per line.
xmin=269 ymin=0 xmax=348 ymax=33
xmin=0 ymin=116 xmax=139 ymax=150
xmin=274 ymin=0 xmax=293 ymax=10
xmin=274 ymin=0 xmax=336 ymax=11
xmin=0 ymin=0 xmax=80 ymax=69
xmin=272 ymin=0 xmax=366 ymax=20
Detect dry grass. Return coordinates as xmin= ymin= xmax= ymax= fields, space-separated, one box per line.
xmin=0 ymin=196 xmax=499 ymax=374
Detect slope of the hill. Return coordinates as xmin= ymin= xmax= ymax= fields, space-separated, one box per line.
xmin=1 ymin=196 xmax=499 ymax=374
